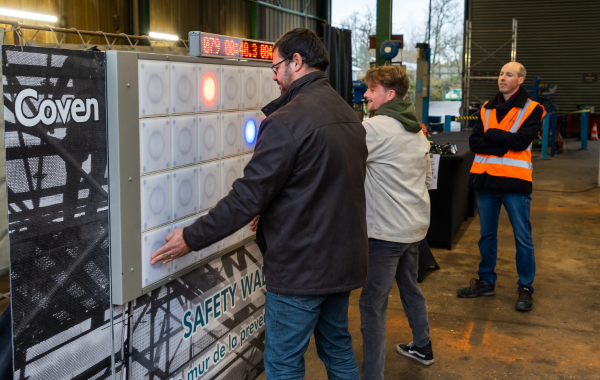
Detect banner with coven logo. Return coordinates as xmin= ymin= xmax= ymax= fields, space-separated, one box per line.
xmin=2 ymin=45 xmax=265 ymax=379
xmin=2 ymin=45 xmax=111 ymax=379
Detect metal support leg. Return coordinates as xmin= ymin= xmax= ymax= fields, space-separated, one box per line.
xmin=580 ymin=111 xmax=588 ymax=150
xmin=550 ymin=114 xmax=557 ymax=157
xmin=539 ymin=113 xmax=549 ymax=160
xmin=445 ymin=115 xmax=452 ymax=132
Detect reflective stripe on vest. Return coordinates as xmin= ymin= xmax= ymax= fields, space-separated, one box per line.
xmin=471 ymin=98 xmax=544 ymax=182
xmin=472 ymin=155 xmax=533 ymax=170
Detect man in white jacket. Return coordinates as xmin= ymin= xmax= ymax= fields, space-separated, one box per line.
xmin=359 ymin=65 xmax=434 ymax=379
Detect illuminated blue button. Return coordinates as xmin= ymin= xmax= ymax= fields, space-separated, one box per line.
xmin=244 ymin=119 xmax=257 ymax=144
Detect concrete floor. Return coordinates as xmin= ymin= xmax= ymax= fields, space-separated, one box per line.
xmin=258 ymin=139 xmax=600 ymax=380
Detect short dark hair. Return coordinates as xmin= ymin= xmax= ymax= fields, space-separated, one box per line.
xmin=273 ymin=28 xmax=329 ymax=71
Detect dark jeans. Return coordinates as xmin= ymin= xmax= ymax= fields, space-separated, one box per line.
xmin=264 ymin=291 xmax=359 ymax=380
xmin=359 ymin=239 xmax=430 ymax=380
xmin=477 ymin=189 xmax=535 ymax=291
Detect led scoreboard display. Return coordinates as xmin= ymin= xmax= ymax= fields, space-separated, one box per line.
xmin=189 ymin=32 xmax=274 ymax=61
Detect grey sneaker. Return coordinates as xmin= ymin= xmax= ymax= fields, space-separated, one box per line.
xmin=457 ymin=277 xmax=495 ymax=298
xmin=515 ymin=288 xmax=533 ymax=312
xmin=396 ymin=341 xmax=434 ymax=365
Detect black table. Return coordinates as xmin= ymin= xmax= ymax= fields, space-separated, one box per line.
xmin=417 ymin=239 xmax=439 ymax=282
xmin=430 ymin=132 xmax=477 ymax=218
xmin=426 ymin=137 xmax=475 ymax=249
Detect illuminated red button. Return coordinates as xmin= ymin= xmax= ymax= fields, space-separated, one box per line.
xmin=202 ymin=75 xmax=217 ymax=103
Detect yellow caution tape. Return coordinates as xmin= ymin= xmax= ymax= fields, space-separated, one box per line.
xmin=568 ymin=109 xmax=591 ymax=114
xmin=454 ymin=116 xmax=478 ymax=120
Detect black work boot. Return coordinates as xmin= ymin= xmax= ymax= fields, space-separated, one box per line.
xmin=457 ymin=277 xmax=495 ymax=298
xmin=515 ymin=288 xmax=533 ymax=312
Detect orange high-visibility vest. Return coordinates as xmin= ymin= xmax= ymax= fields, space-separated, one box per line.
xmin=470 ymin=98 xmax=546 ymax=182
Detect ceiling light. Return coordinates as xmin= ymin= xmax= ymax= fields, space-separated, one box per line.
xmin=0 ymin=8 xmax=57 ymax=22
xmin=149 ymin=32 xmax=178 ymax=41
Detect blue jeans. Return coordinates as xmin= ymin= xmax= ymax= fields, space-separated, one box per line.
xmin=477 ymin=189 xmax=535 ymax=292
xmin=264 ymin=291 xmax=359 ymax=380
xmin=359 ymin=239 xmax=430 ymax=380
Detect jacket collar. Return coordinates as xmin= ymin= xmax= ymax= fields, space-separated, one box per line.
xmin=484 ymin=86 xmax=531 ymax=109
xmin=261 ymin=70 xmax=327 ymax=116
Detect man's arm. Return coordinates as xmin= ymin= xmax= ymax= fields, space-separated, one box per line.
xmin=182 ymin=118 xmax=296 ymax=251
xmin=484 ymin=105 xmax=544 ymax=151
xmin=469 ymin=112 xmax=507 ymax=157
xmin=363 ymin=119 xmax=384 ymax=163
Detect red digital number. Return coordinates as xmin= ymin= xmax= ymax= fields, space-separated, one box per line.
xmin=259 ymin=44 xmax=273 ymax=60
xmin=241 ymin=41 xmax=250 ymax=58
xmin=250 ymin=43 xmax=258 ymax=58
xmin=203 ymin=37 xmax=220 ymax=55
xmin=242 ymin=41 xmax=260 ymax=59
xmin=224 ymin=39 xmax=240 ymax=56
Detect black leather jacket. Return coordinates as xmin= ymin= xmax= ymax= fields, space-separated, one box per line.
xmin=183 ymin=71 xmax=369 ymax=295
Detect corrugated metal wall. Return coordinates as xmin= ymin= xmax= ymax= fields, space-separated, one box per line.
xmin=0 ymin=0 xmax=327 ymax=45
xmin=149 ymin=0 xmax=252 ymax=40
xmin=466 ymin=0 xmax=600 ymax=113
xmin=258 ymin=0 xmax=324 ymax=42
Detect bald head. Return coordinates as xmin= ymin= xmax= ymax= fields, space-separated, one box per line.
xmin=503 ymin=62 xmax=526 ymax=78
xmin=499 ymin=62 xmax=526 ymax=99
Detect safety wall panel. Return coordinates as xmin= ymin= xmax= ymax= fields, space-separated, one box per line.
xmin=2 ymin=46 xmax=113 ymax=379
xmin=108 ymin=52 xmax=268 ymax=304
xmin=465 ymin=0 xmax=600 ymax=112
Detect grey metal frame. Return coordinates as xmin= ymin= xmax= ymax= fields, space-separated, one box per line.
xmin=462 ymin=16 xmax=518 ymax=122
xmin=107 ymin=51 xmax=270 ymax=305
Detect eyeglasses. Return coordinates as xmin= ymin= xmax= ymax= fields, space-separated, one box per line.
xmin=271 ymin=58 xmax=288 ymax=74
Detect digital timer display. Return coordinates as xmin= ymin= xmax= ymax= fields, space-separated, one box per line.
xmin=200 ymin=33 xmax=273 ymax=61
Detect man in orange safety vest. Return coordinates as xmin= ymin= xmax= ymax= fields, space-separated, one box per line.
xmin=457 ymin=62 xmax=545 ymax=312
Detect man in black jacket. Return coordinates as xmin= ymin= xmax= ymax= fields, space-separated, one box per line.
xmin=457 ymin=62 xmax=545 ymax=312
xmin=151 ymin=28 xmax=368 ymax=379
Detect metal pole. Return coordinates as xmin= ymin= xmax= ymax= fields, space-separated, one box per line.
xmin=511 ymin=18 xmax=517 ymax=62
xmin=251 ymin=2 xmax=259 ymax=40
xmin=375 ymin=0 xmax=392 ymax=66
xmin=550 ymin=114 xmax=557 ymax=157
xmin=445 ymin=115 xmax=452 ymax=132
xmin=138 ymin=0 xmax=150 ymax=45
xmin=423 ymin=46 xmax=430 ymax=125
xmin=465 ymin=20 xmax=472 ymax=126
xmin=539 ymin=113 xmax=550 ymax=160
xmin=580 ymin=110 xmax=588 ymax=150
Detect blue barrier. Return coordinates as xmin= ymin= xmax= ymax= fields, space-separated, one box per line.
xmin=539 ymin=113 xmax=550 ymax=160
xmin=580 ymin=111 xmax=589 ymax=150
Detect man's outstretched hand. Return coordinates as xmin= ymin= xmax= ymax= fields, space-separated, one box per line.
xmin=151 ymin=229 xmax=192 ymax=265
